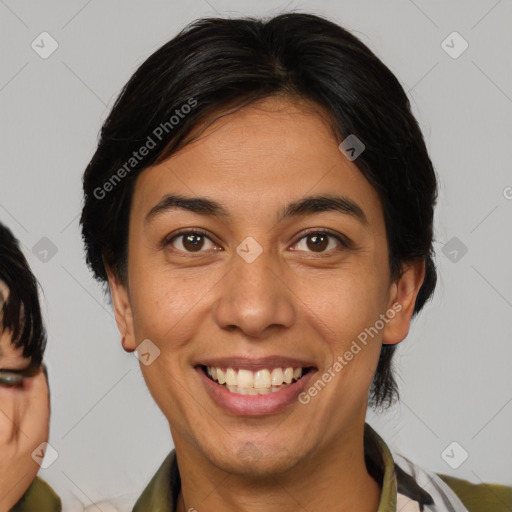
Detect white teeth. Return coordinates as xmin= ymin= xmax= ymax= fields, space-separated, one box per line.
xmin=227 ymin=385 xmax=246 ymax=395
xmin=205 ymin=365 xmax=306 ymax=393
xmin=225 ymin=383 xmax=293 ymax=395
xmin=237 ymin=369 xmax=254 ymax=388
xmin=270 ymin=368 xmax=284 ymax=386
xmin=253 ymin=369 xmax=271 ymax=388
xmin=225 ymin=368 xmax=237 ymax=386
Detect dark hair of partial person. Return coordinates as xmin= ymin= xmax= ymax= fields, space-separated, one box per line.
xmin=0 ymin=222 xmax=47 ymax=367
xmin=80 ymin=12 xmax=438 ymax=410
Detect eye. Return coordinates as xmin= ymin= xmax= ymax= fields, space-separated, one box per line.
xmin=291 ymin=230 xmax=348 ymax=253
xmin=165 ymin=229 xmax=220 ymax=253
xmin=164 ymin=229 xmax=351 ymax=255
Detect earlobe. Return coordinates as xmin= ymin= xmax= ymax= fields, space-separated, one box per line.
xmin=105 ymin=266 xmax=137 ymax=352
xmin=121 ymin=335 xmax=135 ymax=353
xmin=382 ymin=259 xmax=426 ymax=346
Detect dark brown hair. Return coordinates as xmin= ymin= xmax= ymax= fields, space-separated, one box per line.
xmin=0 ymin=222 xmax=47 ymax=367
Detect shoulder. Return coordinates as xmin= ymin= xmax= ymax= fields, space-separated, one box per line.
xmin=437 ymin=473 xmax=512 ymax=512
xmin=394 ymin=453 xmax=511 ymax=512
xmin=10 ymin=476 xmax=62 ymax=512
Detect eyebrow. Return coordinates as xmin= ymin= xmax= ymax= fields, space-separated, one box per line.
xmin=145 ymin=193 xmax=368 ymax=226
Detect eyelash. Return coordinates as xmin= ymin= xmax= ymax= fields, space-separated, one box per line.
xmin=164 ymin=228 xmax=351 ymax=255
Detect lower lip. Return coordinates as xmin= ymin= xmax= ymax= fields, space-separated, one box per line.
xmin=196 ymin=366 xmax=316 ymax=416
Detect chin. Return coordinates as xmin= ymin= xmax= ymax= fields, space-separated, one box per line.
xmin=204 ymin=438 xmax=303 ymax=478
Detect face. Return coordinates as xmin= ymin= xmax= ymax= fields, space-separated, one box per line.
xmin=0 ymin=279 xmax=51 ymax=511
xmin=109 ymin=96 xmax=424 ymax=476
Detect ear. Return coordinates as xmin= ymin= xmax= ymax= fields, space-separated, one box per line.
xmin=382 ymin=259 xmax=426 ymax=345
xmin=105 ymin=266 xmax=136 ymax=352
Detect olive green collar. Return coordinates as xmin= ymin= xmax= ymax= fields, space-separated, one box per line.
xmin=10 ymin=476 xmax=61 ymax=511
xmin=132 ymin=423 xmax=432 ymax=512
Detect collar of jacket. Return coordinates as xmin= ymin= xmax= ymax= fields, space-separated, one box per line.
xmin=132 ymin=422 xmax=434 ymax=512
xmin=10 ymin=476 xmax=62 ymax=511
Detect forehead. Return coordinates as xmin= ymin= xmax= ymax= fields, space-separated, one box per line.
xmin=131 ymin=96 xmax=384 ymax=230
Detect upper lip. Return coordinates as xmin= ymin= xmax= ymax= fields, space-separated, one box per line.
xmin=195 ymin=356 xmax=317 ymax=371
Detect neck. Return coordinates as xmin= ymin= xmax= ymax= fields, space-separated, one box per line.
xmin=174 ymin=425 xmax=381 ymax=512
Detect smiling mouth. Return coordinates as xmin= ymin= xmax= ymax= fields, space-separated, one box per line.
xmin=199 ymin=365 xmax=313 ymax=395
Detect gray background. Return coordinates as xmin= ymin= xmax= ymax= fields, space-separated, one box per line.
xmin=1 ymin=0 xmax=511 ymax=509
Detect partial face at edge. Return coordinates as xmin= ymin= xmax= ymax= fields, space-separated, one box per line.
xmin=108 ymin=96 xmax=424 ymax=476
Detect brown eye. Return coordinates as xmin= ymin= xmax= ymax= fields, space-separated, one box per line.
xmin=306 ymin=233 xmax=329 ymax=252
xmin=167 ymin=230 xmax=218 ymax=253
xmin=182 ymin=233 xmax=205 ymax=252
xmin=292 ymin=231 xmax=346 ymax=253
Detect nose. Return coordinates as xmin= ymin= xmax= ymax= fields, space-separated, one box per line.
xmin=212 ymin=248 xmax=296 ymax=339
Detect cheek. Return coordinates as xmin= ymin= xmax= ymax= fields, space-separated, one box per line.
xmin=306 ymin=284 xmax=384 ymax=413
xmin=127 ymin=270 xmax=200 ymax=415
xmin=127 ymin=258 xmax=219 ymax=357
xmin=130 ymin=277 xmax=195 ymax=345
xmin=301 ymin=266 xmax=387 ymax=340
xmin=296 ymin=264 xmax=386 ymax=391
